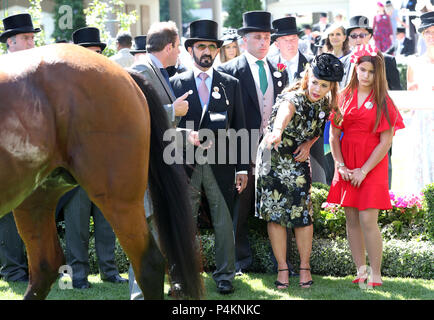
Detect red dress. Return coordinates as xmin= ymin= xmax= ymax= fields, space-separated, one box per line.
xmin=327 ymin=89 xmax=405 ymax=210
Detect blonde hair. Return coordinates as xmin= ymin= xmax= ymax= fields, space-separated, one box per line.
xmin=219 ymin=40 xmax=240 ymax=63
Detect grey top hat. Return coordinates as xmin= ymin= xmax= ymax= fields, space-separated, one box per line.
xmin=184 ymin=19 xmax=223 ymax=50
xmin=271 ymin=16 xmax=301 ymax=41
xmin=0 ymin=13 xmax=41 ymax=43
xmin=346 ymin=15 xmax=373 ymax=36
xmin=418 ymin=11 xmax=434 ymax=33
xmin=130 ymin=35 xmax=147 ymax=54
xmin=72 ymin=27 xmax=106 ymax=51
xmin=237 ymin=11 xmax=276 ymax=36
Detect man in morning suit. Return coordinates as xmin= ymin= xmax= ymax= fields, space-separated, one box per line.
xmin=217 ymin=11 xmax=288 ymax=276
xmin=171 ymin=19 xmax=248 ymax=295
xmin=131 ymin=21 xmax=189 ymax=127
xmin=0 ymin=13 xmax=41 ymax=283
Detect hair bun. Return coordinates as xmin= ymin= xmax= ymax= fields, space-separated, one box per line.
xmin=311 ymin=53 xmax=344 ymax=82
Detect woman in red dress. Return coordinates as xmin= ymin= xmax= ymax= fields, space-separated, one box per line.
xmin=327 ymin=44 xmax=405 ymax=287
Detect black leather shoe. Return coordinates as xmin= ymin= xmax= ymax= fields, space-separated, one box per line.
xmin=167 ymin=283 xmax=183 ymax=297
xmin=103 ymin=274 xmax=128 ymax=284
xmin=217 ymin=280 xmax=234 ymax=295
xmin=235 ymin=269 xmax=244 ymax=277
xmin=72 ymin=278 xmax=91 ymax=289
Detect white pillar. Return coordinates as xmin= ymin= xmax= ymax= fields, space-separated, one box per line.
xmin=169 ymin=0 xmax=182 ymax=35
xmin=211 ymin=0 xmax=222 ymax=37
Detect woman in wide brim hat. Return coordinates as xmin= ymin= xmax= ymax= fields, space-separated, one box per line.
xmin=0 ymin=13 xmax=41 ymax=43
xmin=184 ymin=19 xmax=223 ymax=50
xmin=323 ymin=23 xmax=351 ymax=59
xmin=237 ymin=11 xmax=276 ymax=36
xmin=72 ymin=27 xmax=107 ymax=51
xmin=219 ymin=28 xmax=241 ymax=63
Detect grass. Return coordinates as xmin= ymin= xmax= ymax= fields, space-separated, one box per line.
xmin=0 ymin=272 xmax=433 ymax=300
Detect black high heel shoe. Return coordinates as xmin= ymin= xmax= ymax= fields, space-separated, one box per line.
xmin=274 ymin=269 xmax=289 ymax=290
xmin=299 ymin=268 xmax=314 ymax=288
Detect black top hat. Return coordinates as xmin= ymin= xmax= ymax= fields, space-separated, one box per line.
xmin=184 ymin=19 xmax=223 ymax=50
xmin=271 ymin=17 xmax=301 ymax=41
xmin=346 ymin=15 xmax=373 ymax=36
xmin=72 ymin=27 xmax=106 ymax=51
xmin=0 ymin=13 xmax=41 ymax=43
xmin=237 ymin=11 xmax=276 ymax=36
xmin=418 ymin=11 xmax=434 ymax=33
xmin=130 ymin=35 xmax=147 ymax=55
xmin=221 ymin=28 xmax=240 ymax=46
xmin=311 ymin=53 xmax=344 ymax=82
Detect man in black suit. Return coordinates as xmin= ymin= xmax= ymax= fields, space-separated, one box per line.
xmin=340 ymin=16 xmax=402 ymax=90
xmin=55 ymin=27 xmax=127 ymax=290
xmin=171 ymin=19 xmax=248 ymax=295
xmin=0 ymin=13 xmax=41 ymax=283
xmin=217 ymin=11 xmax=288 ymax=276
xmin=386 ymin=27 xmax=413 ymax=56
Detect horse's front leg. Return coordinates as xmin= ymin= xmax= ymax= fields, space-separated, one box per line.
xmin=13 ymin=189 xmax=67 ymax=300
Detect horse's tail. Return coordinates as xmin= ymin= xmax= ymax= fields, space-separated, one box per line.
xmin=127 ymin=70 xmax=203 ymax=299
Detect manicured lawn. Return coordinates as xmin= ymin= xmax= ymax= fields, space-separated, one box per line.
xmin=1 ymin=272 xmax=432 ymax=300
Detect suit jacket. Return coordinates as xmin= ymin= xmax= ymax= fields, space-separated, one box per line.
xmin=340 ymin=53 xmax=402 ymax=90
xmin=130 ymin=54 xmax=179 ymax=125
xmin=217 ymin=54 xmax=287 ymax=133
xmin=170 ymin=69 xmax=248 ymax=211
xmin=268 ymin=51 xmax=310 ymax=88
xmin=386 ymin=38 xmax=413 ymax=57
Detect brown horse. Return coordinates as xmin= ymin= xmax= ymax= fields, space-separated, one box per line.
xmin=0 ymin=44 xmax=203 ymax=300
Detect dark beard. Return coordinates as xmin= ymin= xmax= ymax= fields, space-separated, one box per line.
xmin=193 ymin=51 xmax=214 ymax=68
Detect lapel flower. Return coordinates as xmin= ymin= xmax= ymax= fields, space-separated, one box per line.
xmin=273 ymin=63 xmax=287 ymax=78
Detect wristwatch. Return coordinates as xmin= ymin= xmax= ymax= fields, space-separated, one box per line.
xmin=337 ymin=162 xmax=345 ymax=168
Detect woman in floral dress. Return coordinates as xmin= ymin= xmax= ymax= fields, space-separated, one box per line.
xmin=255 ymin=53 xmax=344 ymax=289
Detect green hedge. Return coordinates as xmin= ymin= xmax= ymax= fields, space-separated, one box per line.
xmin=422 ymin=183 xmax=434 ymax=240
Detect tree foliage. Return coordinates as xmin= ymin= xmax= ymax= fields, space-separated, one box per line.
xmin=223 ymin=0 xmax=263 ymax=29
xmin=52 ymin=0 xmax=86 ymax=42
xmin=159 ymin=0 xmax=199 ymax=23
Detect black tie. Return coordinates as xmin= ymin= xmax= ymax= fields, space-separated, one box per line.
xmin=160 ymin=68 xmax=175 ymax=96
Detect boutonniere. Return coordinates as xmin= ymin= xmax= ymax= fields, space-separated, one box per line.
xmin=364 ymin=101 xmax=374 ymax=109
xmin=273 ymin=63 xmax=287 ymax=78
xmin=212 ymin=86 xmax=221 ymax=99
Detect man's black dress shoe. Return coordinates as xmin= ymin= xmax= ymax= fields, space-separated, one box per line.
xmin=217 ymin=280 xmax=234 ymax=295
xmin=167 ymin=283 xmax=182 ymax=297
xmin=72 ymin=278 xmax=91 ymax=289
xmin=103 ymin=274 xmax=128 ymax=284
xmin=235 ymin=269 xmax=244 ymax=277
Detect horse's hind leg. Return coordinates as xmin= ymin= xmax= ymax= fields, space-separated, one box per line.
xmin=95 ymin=201 xmax=166 ymax=299
xmin=13 ymin=184 xmax=71 ymax=300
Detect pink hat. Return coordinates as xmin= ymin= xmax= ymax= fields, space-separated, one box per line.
xmin=377 ymin=2 xmax=384 ymax=7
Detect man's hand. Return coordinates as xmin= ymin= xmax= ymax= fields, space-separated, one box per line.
xmin=173 ymin=91 xmax=189 ymax=116
xmin=236 ymin=173 xmax=248 ymax=193
xmin=187 ymin=130 xmax=213 ymax=149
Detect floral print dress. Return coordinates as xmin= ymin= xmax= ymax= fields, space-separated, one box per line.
xmin=255 ymin=90 xmax=330 ymax=228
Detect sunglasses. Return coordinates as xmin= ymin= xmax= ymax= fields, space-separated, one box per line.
xmin=194 ymin=44 xmax=218 ymax=51
xmin=349 ymin=33 xmax=370 ymax=39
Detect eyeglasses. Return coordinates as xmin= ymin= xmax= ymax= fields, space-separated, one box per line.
xmin=194 ymin=44 xmax=218 ymax=51
xmin=349 ymin=33 xmax=370 ymax=39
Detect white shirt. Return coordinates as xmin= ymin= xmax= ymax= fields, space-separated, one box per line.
xmin=282 ymin=51 xmax=300 ymax=84
xmin=243 ymin=51 xmax=273 ymax=91
xmin=109 ymin=48 xmax=134 ymax=68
